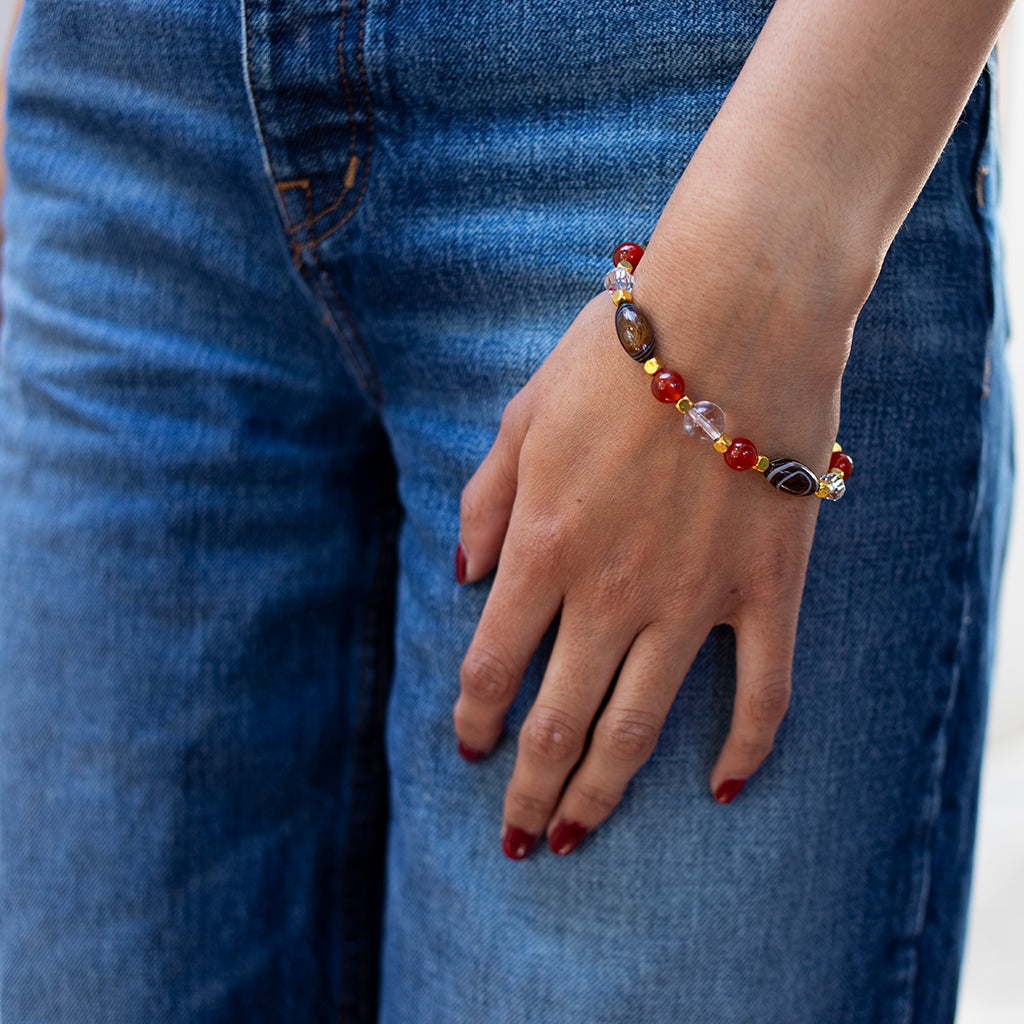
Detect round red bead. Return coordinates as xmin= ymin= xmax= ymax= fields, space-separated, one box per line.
xmin=724 ymin=438 xmax=759 ymax=471
xmin=651 ymin=369 xmax=686 ymax=403
xmin=613 ymin=242 xmax=645 ymax=270
xmin=829 ymin=451 xmax=854 ymax=479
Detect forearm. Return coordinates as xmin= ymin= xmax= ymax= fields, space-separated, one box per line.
xmin=641 ymin=0 xmax=1012 ymax=374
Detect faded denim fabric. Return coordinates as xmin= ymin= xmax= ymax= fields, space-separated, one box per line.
xmin=0 ymin=2 xmax=1012 ymax=1022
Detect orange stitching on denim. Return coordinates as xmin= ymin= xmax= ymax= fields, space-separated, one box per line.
xmin=276 ymin=179 xmax=312 ymax=200
xmin=283 ymin=0 xmax=375 ymax=240
xmin=286 ymin=182 xmax=318 ymax=269
xmin=343 ymin=155 xmax=360 ymax=191
xmin=337 ymin=0 xmax=359 ymax=191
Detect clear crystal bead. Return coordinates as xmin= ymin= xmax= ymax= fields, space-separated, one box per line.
xmin=681 ymin=400 xmax=726 ymax=443
xmin=821 ymin=471 xmax=847 ymax=501
xmin=603 ymin=267 xmax=635 ymax=294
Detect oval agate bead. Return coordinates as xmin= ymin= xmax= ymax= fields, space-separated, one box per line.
xmin=765 ymin=458 xmax=818 ymax=496
xmin=615 ymin=303 xmax=655 ymax=362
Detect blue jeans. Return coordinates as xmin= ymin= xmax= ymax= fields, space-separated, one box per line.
xmin=0 ymin=1 xmax=1012 ymax=1021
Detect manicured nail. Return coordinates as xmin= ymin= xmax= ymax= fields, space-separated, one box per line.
xmin=548 ymin=820 xmax=588 ymax=856
xmin=501 ymin=825 xmax=539 ymax=861
xmin=714 ymin=777 xmax=747 ymax=805
xmin=455 ymin=542 xmax=467 ymax=585
xmin=457 ymin=740 xmax=487 ymax=763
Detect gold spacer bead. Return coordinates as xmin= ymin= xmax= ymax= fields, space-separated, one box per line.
xmin=712 ymin=434 xmax=732 ymax=453
xmin=616 ymin=260 xmax=634 ymax=272
xmin=816 ymin=481 xmax=830 ymax=498
xmin=612 ymin=288 xmax=633 ymax=307
xmin=833 ymin=442 xmax=842 ymax=453
xmin=643 ymin=357 xmax=662 ymax=376
xmin=675 ymin=396 xmax=694 ymax=414
xmin=754 ymin=455 xmax=770 ymax=473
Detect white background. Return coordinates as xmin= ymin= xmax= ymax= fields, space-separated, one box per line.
xmin=0 ymin=0 xmax=1020 ymax=1018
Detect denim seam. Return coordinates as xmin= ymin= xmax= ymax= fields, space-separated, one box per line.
xmin=966 ymin=67 xmax=996 ymax=331
xmin=241 ymin=0 xmax=374 ymax=241
xmin=240 ymin=0 xmax=384 ymax=407
xmin=241 ymin=0 xmax=290 ymax=228
xmin=284 ymin=0 xmax=375 ymax=247
xmin=903 ymin=432 xmax=986 ymax=1024
xmin=903 ymin=69 xmax=997 ymax=1024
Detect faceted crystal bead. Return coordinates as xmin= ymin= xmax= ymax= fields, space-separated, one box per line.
xmin=651 ymin=369 xmax=686 ymax=403
xmin=613 ymin=242 xmax=645 ymax=270
xmin=604 ymin=267 xmax=635 ymax=294
xmin=724 ymin=438 xmax=759 ymax=471
xmin=820 ymin=471 xmax=847 ymax=501
xmin=829 ymin=450 xmax=853 ymax=479
xmin=615 ymin=303 xmax=654 ymax=361
xmin=681 ymin=400 xmax=726 ymax=443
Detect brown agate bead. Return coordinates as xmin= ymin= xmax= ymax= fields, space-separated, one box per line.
xmin=615 ymin=303 xmax=654 ymax=362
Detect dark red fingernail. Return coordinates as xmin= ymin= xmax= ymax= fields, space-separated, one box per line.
xmin=455 ymin=542 xmax=467 ymax=585
xmin=457 ymin=740 xmax=487 ymax=763
xmin=714 ymin=777 xmax=747 ymax=805
xmin=548 ymin=820 xmax=588 ymax=856
xmin=502 ymin=826 xmax=539 ymax=861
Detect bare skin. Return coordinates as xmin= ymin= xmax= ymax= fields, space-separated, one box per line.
xmin=454 ymin=0 xmax=1016 ymax=858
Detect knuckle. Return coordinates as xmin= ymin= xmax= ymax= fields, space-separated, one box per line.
xmin=591 ymin=560 xmax=641 ymax=607
xmin=745 ymin=546 xmax=806 ymax=601
xmin=599 ymin=708 xmax=662 ymax=763
xmin=514 ymin=515 xmax=568 ymax=568
xmin=730 ymin=731 xmax=775 ymax=764
xmin=741 ymin=672 xmax=792 ymax=725
xmin=499 ymin=392 xmax=527 ymax=433
xmin=572 ymin=780 xmax=620 ymax=818
xmin=505 ymin=787 xmax=552 ymax=821
xmin=459 ymin=483 xmax=486 ymax=529
xmin=520 ymin=706 xmax=586 ymax=764
xmin=460 ymin=645 xmax=519 ymax=707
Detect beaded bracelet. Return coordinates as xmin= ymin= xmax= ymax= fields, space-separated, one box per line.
xmin=606 ymin=242 xmax=851 ymax=500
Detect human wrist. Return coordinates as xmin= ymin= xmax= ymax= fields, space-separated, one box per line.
xmin=606 ymin=244 xmax=851 ymax=499
xmin=621 ymin=184 xmax=854 ymax=459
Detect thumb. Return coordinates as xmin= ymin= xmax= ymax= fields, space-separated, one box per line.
xmin=457 ymin=403 xmax=525 ymax=583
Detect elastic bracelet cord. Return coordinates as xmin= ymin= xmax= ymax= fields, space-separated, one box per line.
xmin=606 ymin=242 xmax=851 ymax=500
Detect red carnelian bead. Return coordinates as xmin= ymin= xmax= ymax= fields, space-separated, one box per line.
xmin=829 ymin=451 xmax=854 ymax=479
xmin=651 ymin=369 xmax=686 ymax=403
xmin=613 ymin=242 xmax=645 ymax=270
xmin=724 ymin=438 xmax=759 ymax=471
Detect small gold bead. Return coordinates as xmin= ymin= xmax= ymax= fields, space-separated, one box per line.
xmin=612 ymin=288 xmax=633 ymax=307
xmin=712 ymin=434 xmax=732 ymax=453
xmin=833 ymin=442 xmax=842 ymax=453
xmin=676 ymin=396 xmax=694 ymax=414
xmin=754 ymin=455 xmax=770 ymax=473
xmin=643 ymin=357 xmax=662 ymax=375
xmin=816 ymin=480 xmax=830 ymax=498
xmin=616 ymin=260 xmax=634 ymax=272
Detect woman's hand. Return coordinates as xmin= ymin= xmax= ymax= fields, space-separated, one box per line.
xmin=453 ymin=224 xmax=854 ymax=858
xmin=451 ymin=0 xmax=1013 ymax=860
